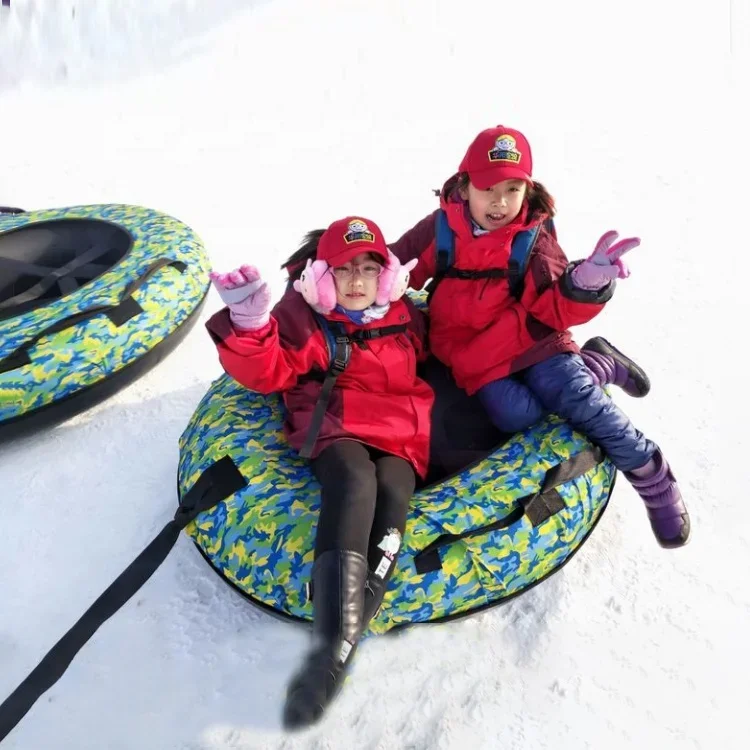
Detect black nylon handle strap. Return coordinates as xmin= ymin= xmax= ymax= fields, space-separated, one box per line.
xmin=0 ymin=259 xmax=187 ymax=374
xmin=538 ymin=445 xmax=603 ymax=493
xmin=413 ymin=447 xmax=605 ymax=574
xmin=414 ymin=506 xmax=525 ymax=575
xmin=121 ymin=258 xmax=187 ymax=300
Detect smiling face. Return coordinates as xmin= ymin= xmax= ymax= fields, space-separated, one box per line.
xmin=332 ymin=252 xmax=382 ymax=310
xmin=460 ymin=178 xmax=528 ymax=231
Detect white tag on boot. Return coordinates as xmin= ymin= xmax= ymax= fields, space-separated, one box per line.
xmin=339 ymin=640 xmax=353 ymax=663
xmin=375 ymin=556 xmax=391 ymax=579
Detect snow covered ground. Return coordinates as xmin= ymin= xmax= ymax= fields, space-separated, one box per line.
xmin=0 ymin=0 xmax=747 ymax=748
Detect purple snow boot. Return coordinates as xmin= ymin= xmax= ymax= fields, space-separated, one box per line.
xmin=581 ymin=337 xmax=651 ymax=398
xmin=625 ymin=449 xmax=691 ymax=548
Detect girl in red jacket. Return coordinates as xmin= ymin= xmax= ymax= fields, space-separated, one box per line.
xmin=207 ymin=216 xmax=431 ymax=730
xmin=389 ymin=125 xmax=690 ymax=550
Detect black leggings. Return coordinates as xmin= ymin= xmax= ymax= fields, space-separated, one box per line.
xmin=311 ymin=440 xmax=416 ymax=572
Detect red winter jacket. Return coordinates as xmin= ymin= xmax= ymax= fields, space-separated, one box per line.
xmin=389 ymin=191 xmax=615 ymax=395
xmin=206 ymin=291 xmax=434 ymax=478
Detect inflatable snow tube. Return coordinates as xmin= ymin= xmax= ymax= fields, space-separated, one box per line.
xmin=178 ymin=362 xmax=617 ymax=635
xmin=0 ymin=204 xmax=210 ymax=440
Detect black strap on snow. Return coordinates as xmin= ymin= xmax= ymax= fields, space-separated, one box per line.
xmin=0 ymin=258 xmax=187 ymax=375
xmin=298 ymin=316 xmax=408 ymax=458
xmin=414 ymin=446 xmax=604 ymax=574
xmin=0 ymin=455 xmax=247 ymax=744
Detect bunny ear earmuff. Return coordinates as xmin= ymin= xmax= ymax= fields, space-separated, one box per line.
xmin=293 ymin=258 xmax=337 ymax=314
xmin=376 ymin=250 xmax=418 ymax=305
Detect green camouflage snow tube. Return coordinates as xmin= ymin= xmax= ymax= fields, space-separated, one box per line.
xmin=178 ymin=366 xmax=616 ymax=636
xmin=0 ymin=204 xmax=210 ymax=440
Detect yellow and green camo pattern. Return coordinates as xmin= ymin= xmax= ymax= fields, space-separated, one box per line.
xmin=0 ymin=204 xmax=210 ymax=431
xmin=179 ymin=371 xmax=615 ymax=635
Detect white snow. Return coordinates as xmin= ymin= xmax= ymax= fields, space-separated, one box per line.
xmin=0 ymin=0 xmax=747 ymax=748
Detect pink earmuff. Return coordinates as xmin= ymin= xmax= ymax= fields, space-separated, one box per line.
xmin=376 ymin=250 xmax=418 ymax=305
xmin=293 ymin=258 xmax=336 ymax=313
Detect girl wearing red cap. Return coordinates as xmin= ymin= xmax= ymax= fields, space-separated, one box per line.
xmin=206 ymin=216 xmax=431 ymax=729
xmin=388 ymin=125 xmax=690 ymax=550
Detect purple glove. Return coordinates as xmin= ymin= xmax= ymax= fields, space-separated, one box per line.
xmin=570 ymin=230 xmax=640 ymax=291
xmin=209 ymin=264 xmax=271 ymax=330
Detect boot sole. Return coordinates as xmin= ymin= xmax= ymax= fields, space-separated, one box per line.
xmin=655 ymin=515 xmax=691 ymax=549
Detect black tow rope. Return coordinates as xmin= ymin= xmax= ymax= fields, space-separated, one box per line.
xmin=0 ymin=455 xmax=246 ymax=743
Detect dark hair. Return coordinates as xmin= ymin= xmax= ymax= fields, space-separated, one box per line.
xmin=526 ymin=180 xmax=556 ymax=218
xmin=280 ymin=229 xmax=325 ymax=282
xmin=435 ymin=173 xmax=556 ymax=218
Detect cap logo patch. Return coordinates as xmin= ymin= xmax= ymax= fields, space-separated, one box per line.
xmin=344 ymin=219 xmax=375 ymax=244
xmin=488 ymin=135 xmax=521 ymax=164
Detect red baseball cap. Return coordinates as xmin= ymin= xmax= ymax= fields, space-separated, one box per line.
xmin=316 ymin=216 xmax=389 ymax=267
xmin=458 ymin=125 xmax=533 ymax=189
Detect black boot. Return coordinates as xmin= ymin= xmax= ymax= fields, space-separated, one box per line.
xmin=282 ymin=549 xmax=368 ymax=731
xmin=363 ymin=571 xmax=388 ymax=627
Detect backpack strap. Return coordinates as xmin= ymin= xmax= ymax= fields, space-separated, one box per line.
xmin=425 ymin=210 xmax=454 ymax=303
xmin=434 ymin=209 xmax=454 ymax=276
xmin=298 ymin=316 xmax=410 ymax=458
xmin=506 ymin=217 xmax=555 ymax=300
xmin=299 ymin=316 xmax=351 ymax=458
xmin=425 ymin=212 xmax=556 ymax=302
xmin=443 ymin=267 xmax=509 ymax=281
xmin=506 ymin=225 xmax=541 ymax=300
xmin=349 ymin=323 xmax=408 ymax=342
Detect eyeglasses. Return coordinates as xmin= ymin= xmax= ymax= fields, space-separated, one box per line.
xmin=331 ymin=263 xmax=383 ymax=280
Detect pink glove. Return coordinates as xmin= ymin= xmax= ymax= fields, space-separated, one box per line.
xmin=376 ymin=250 xmax=419 ymax=305
xmin=209 ymin=264 xmax=271 ymax=330
xmin=570 ymin=230 xmax=640 ymax=291
xmin=292 ymin=258 xmax=336 ymax=314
